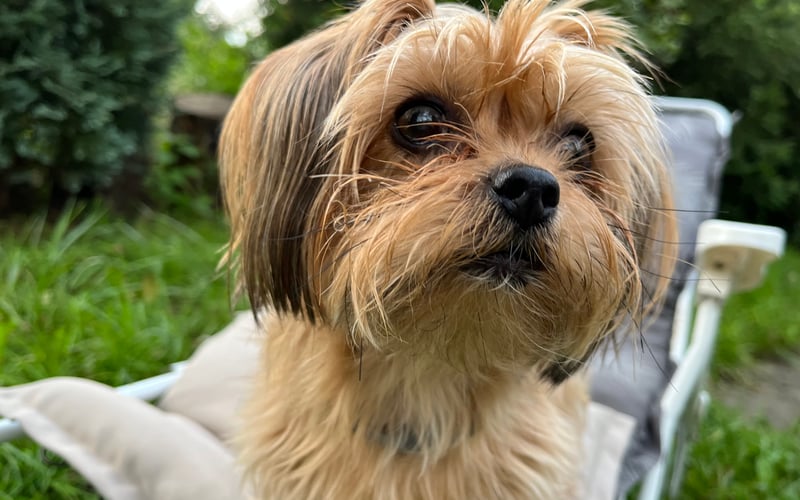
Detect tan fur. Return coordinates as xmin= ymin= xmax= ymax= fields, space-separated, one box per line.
xmin=242 ymin=314 xmax=588 ymax=499
xmin=219 ymin=0 xmax=677 ymax=498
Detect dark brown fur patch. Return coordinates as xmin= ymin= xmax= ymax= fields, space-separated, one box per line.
xmin=219 ymin=0 xmax=436 ymax=320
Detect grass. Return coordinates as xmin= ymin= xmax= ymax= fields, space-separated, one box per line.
xmin=0 ymin=204 xmax=798 ymax=498
xmin=0 ymin=204 xmax=237 ymax=388
xmin=0 ymin=203 xmax=235 ymax=499
xmin=682 ymin=406 xmax=800 ymax=499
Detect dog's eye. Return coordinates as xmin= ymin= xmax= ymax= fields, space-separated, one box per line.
xmin=394 ymin=101 xmax=447 ymax=147
xmin=560 ymin=125 xmax=594 ymax=170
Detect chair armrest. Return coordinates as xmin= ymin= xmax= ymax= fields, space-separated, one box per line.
xmin=696 ymin=220 xmax=786 ymax=299
xmin=0 ymin=363 xmax=187 ymax=443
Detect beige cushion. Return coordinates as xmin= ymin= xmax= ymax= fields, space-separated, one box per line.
xmin=581 ymin=402 xmax=637 ymax=499
xmin=0 ymin=377 xmax=243 ymax=500
xmin=158 ymin=311 xmax=262 ymax=441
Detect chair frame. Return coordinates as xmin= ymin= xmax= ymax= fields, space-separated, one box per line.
xmin=638 ymin=219 xmax=785 ymax=500
xmin=633 ymin=97 xmax=786 ymax=500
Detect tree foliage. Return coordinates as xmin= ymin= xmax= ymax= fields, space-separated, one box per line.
xmin=169 ymin=15 xmax=266 ymax=96
xmin=261 ymin=0 xmax=344 ymax=50
xmin=659 ymin=0 xmax=800 ymax=244
xmin=0 ymin=0 xmax=190 ymax=211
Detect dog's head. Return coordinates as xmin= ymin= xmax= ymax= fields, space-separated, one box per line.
xmin=220 ymin=0 xmax=677 ymax=379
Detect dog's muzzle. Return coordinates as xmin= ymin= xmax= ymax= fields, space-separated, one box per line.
xmin=491 ymin=164 xmax=559 ymax=231
xmin=459 ymin=164 xmax=556 ymax=285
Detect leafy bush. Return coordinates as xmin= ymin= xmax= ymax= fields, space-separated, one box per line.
xmin=169 ymin=15 xmax=259 ymax=96
xmin=260 ymin=0 xmax=342 ymax=51
xmin=657 ymin=0 xmax=800 ymax=246
xmin=0 ymin=0 xmax=190 ymax=211
xmin=145 ymin=129 xmax=220 ymax=217
xmin=153 ymin=15 xmax=266 ymax=216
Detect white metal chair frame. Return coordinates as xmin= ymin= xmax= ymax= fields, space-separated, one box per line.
xmin=637 ymin=218 xmax=785 ymax=500
xmin=635 ymin=97 xmax=786 ymax=500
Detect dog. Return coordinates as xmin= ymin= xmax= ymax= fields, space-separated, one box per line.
xmin=219 ymin=0 xmax=676 ymax=497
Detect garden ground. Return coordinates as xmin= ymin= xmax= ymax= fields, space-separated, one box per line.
xmin=714 ymin=357 xmax=800 ymax=431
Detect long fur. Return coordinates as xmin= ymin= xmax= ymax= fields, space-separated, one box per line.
xmin=219 ymin=0 xmax=677 ymax=498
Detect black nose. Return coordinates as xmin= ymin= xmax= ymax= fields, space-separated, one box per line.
xmin=491 ymin=165 xmax=560 ymax=230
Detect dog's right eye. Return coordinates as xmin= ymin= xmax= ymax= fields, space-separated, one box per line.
xmin=393 ymin=101 xmax=448 ymax=148
xmin=559 ymin=124 xmax=594 ymax=173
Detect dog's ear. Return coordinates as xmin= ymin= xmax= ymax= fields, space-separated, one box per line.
xmin=542 ymin=3 xmax=641 ymax=57
xmin=497 ymin=0 xmax=646 ymax=63
xmin=219 ymin=0 xmax=435 ymax=321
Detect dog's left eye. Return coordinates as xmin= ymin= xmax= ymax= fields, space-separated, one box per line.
xmin=560 ymin=125 xmax=594 ymax=170
xmin=394 ymin=101 xmax=447 ymax=147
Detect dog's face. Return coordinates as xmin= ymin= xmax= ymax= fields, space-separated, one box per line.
xmin=221 ymin=0 xmax=676 ymax=379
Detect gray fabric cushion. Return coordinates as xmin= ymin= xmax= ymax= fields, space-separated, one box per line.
xmin=589 ymin=98 xmax=731 ymax=494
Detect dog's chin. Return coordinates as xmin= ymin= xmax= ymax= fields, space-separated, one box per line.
xmin=461 ymin=246 xmax=545 ymax=287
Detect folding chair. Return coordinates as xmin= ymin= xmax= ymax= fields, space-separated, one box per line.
xmin=0 ymin=97 xmax=786 ymax=499
xmin=588 ymin=97 xmax=786 ymax=499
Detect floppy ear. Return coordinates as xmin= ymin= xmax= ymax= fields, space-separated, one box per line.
xmin=219 ymin=0 xmax=435 ymax=321
xmin=494 ymin=0 xmax=648 ymax=68
xmin=541 ymin=2 xmax=642 ymax=59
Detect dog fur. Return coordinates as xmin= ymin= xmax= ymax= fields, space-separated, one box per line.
xmin=219 ymin=0 xmax=676 ymax=498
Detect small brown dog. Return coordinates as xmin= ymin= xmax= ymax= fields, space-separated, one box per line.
xmin=219 ymin=0 xmax=676 ymax=497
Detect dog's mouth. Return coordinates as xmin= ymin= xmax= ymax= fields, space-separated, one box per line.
xmin=462 ymin=246 xmax=545 ymax=286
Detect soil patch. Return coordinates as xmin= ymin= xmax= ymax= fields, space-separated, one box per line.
xmin=713 ymin=355 xmax=800 ymax=429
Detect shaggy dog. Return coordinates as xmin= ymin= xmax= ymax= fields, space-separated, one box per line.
xmin=219 ymin=0 xmax=676 ymax=497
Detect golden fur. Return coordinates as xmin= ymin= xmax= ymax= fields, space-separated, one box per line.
xmin=219 ymin=0 xmax=677 ymax=498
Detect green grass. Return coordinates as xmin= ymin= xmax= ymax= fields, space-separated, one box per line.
xmin=682 ymin=406 xmax=800 ymax=499
xmin=0 ymin=204 xmax=236 ymax=499
xmin=0 ymin=205 xmax=797 ymax=498
xmin=0 ymin=204 xmax=234 ymax=387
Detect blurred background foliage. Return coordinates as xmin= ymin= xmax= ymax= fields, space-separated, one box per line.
xmin=1 ymin=0 xmax=798 ymax=245
xmin=0 ymin=0 xmax=192 ymax=213
xmin=168 ymin=14 xmax=265 ymax=97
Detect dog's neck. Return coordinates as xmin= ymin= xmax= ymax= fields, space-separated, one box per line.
xmin=353 ymin=346 xmax=489 ymax=456
xmin=247 ymin=313 xmax=587 ymax=498
xmin=263 ymin=314 xmax=530 ymax=459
